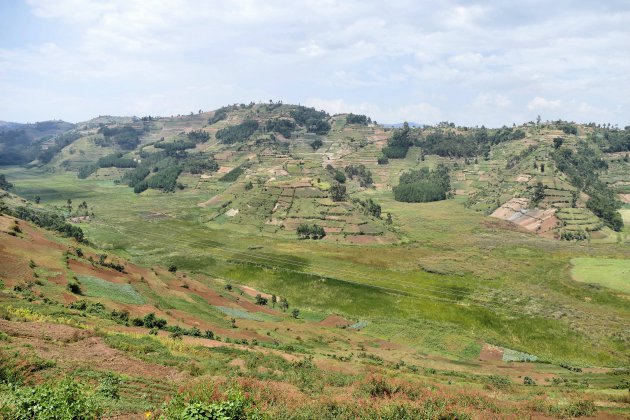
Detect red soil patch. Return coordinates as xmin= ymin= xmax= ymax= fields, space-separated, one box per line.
xmin=344 ymin=235 xmax=380 ymax=245
xmin=0 ymin=319 xmax=183 ymax=380
xmin=68 ymin=259 xmax=126 ymax=283
xmin=478 ymin=343 xmax=503 ymax=362
xmin=239 ymin=285 xmax=272 ymax=300
xmin=318 ymin=314 xmax=352 ymax=328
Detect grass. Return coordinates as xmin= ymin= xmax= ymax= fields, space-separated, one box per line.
xmin=76 ymin=275 xmax=145 ymax=304
xmin=570 ymin=258 xmax=630 ymax=293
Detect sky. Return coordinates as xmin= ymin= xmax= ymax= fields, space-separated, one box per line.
xmin=0 ymin=0 xmax=629 ymax=127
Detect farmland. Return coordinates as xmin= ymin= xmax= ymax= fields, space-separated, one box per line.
xmin=1 ymin=105 xmax=629 ymax=418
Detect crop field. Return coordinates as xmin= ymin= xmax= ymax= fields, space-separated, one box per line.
xmin=570 ymin=258 xmax=630 ymax=293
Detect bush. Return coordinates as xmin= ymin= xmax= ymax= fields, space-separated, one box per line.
xmin=98 ymin=372 xmax=121 ymax=400
xmin=310 ymin=139 xmax=323 ymax=150
xmin=67 ymin=281 xmax=82 ymax=295
xmin=3 ymin=379 xmax=101 ymax=419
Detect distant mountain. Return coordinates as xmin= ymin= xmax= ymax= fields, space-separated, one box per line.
xmin=382 ymin=122 xmax=423 ymax=128
xmin=0 ymin=120 xmax=76 ymax=165
xmin=0 ymin=121 xmax=23 ymax=132
xmin=0 ymin=120 xmax=75 ymax=136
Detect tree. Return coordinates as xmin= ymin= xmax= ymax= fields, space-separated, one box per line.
xmin=330 ymin=183 xmax=346 ymax=202
xmin=168 ymin=264 xmax=177 ymax=273
xmin=34 ymin=196 xmax=41 ymax=204
xmin=291 ymin=308 xmax=300 ymax=319
xmin=271 ymin=294 xmax=277 ymax=307
xmin=334 ymin=170 xmax=346 ymax=183
xmin=279 ymin=298 xmax=289 ymax=311
xmin=540 ymin=163 xmax=545 ymax=173
xmin=531 ymin=182 xmax=546 ymax=207
xmin=310 ymin=139 xmax=323 ymax=150
xmin=255 ymin=294 xmax=268 ymax=305
xmin=553 ymin=137 xmax=564 ymax=149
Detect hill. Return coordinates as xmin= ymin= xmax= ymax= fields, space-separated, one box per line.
xmin=0 ymin=104 xmax=629 ymax=418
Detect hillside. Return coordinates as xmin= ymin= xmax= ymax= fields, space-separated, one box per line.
xmin=1 ymin=104 xmax=629 ymax=418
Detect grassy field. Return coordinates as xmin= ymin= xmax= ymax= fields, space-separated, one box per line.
xmin=1 ymin=111 xmax=630 ymax=418
xmin=571 ymin=258 xmax=630 ymax=294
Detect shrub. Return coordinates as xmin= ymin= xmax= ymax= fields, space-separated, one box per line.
xmin=67 ymin=281 xmax=82 ymax=295
xmin=98 ymin=372 xmax=121 ymax=400
xmin=3 ymin=379 xmax=101 ymax=419
xmin=523 ymin=376 xmax=536 ymax=386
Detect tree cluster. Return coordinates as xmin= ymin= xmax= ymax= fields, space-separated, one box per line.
xmin=344 ymin=164 xmax=373 ymax=187
xmin=289 ymin=106 xmax=331 ymax=134
xmin=393 ymin=164 xmax=451 ymax=203
xmin=98 ymin=125 xmax=140 ymax=150
xmin=216 ymin=119 xmax=259 ymax=144
xmin=266 ymin=119 xmax=296 ymax=138
xmin=382 ymin=122 xmax=413 ymax=159
xmin=552 ymin=142 xmax=623 ymax=231
xmin=187 ymin=130 xmax=210 ymax=143
xmin=296 ymin=223 xmax=326 ymax=239
xmin=346 ymin=113 xmax=371 ymax=125
xmin=354 ymin=198 xmax=381 ymax=218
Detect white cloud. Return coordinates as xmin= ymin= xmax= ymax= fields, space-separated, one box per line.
xmin=0 ymin=1 xmax=628 ymax=126
xmin=473 ymin=93 xmax=511 ymax=109
xmin=527 ymin=96 xmax=562 ymax=111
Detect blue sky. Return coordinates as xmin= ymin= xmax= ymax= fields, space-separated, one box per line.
xmin=1 ymin=0 xmax=629 ymax=126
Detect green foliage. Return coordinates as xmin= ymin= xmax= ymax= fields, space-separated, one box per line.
xmin=98 ymin=125 xmax=140 ymax=150
xmin=125 ymin=167 xmax=151 ymax=191
xmin=98 ymin=372 xmax=121 ymax=400
xmin=254 ymin=294 xmax=268 ymax=305
xmin=344 ymin=164 xmax=373 ymax=187
xmin=185 ymin=158 xmax=219 ymax=174
xmin=383 ymin=123 xmax=414 ymax=159
xmin=393 ymin=164 xmax=451 ymax=203
xmin=310 ymin=138 xmax=323 ymax=149
xmin=216 ymin=120 xmax=259 ymax=144
xmin=587 ymin=190 xmax=624 ymax=231
xmin=2 ymin=379 xmax=101 ymax=419
xmin=161 ymin=388 xmax=249 ymax=420
xmin=4 ymin=206 xmax=85 ymax=242
xmin=329 ymin=183 xmax=346 ymax=202
xmin=139 ymin=166 xmax=183 ymax=193
xmin=346 ymin=113 xmax=371 ymax=125
xmin=154 ymin=140 xmax=197 ymax=155
xmin=333 ymin=169 xmax=346 ymax=183
xmin=552 ymin=144 xmax=623 ymax=230
xmin=290 ymin=106 xmax=331 ymax=134
xmin=208 ymin=104 xmax=244 ymax=125
xmin=297 ymin=223 xmax=326 ymax=239
xmin=562 ymin=124 xmax=578 ymax=135
xmin=266 ymin=118 xmax=296 ymax=138
xmin=553 ymin=137 xmax=564 ymax=149
xmin=219 ymin=164 xmax=247 ymax=182
xmin=187 ymin=130 xmax=210 ymax=143
xmin=377 ymin=155 xmax=389 ymax=165
xmin=419 ymin=126 xmax=525 ymax=158
xmin=354 ymin=198 xmax=381 ymax=218
xmin=531 ymin=182 xmax=546 ymax=207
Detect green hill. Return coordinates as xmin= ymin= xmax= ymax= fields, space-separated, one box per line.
xmin=1 ymin=105 xmax=629 ymax=418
